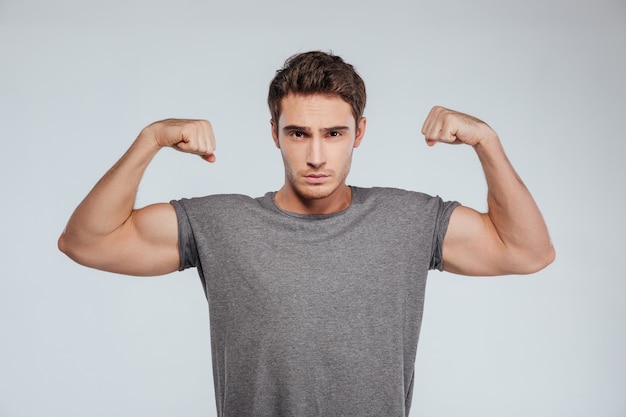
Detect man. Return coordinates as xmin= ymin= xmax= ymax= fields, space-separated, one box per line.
xmin=59 ymin=51 xmax=554 ymax=416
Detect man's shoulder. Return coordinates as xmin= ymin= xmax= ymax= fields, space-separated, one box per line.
xmin=352 ymin=186 xmax=439 ymax=204
xmin=174 ymin=193 xmax=260 ymax=204
xmin=352 ymin=186 xmax=459 ymax=221
xmin=171 ymin=193 xmax=270 ymax=217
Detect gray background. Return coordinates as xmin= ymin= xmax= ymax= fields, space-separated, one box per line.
xmin=1 ymin=0 xmax=624 ymax=416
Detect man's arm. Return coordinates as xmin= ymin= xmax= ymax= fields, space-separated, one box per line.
xmin=58 ymin=119 xmax=216 ymax=276
xmin=422 ymin=106 xmax=555 ymax=276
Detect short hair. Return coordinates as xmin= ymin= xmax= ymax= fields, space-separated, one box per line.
xmin=268 ymin=51 xmax=367 ymax=127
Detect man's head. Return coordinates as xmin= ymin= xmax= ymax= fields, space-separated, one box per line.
xmin=268 ymin=51 xmax=367 ymax=129
xmin=267 ymin=52 xmax=368 ymax=214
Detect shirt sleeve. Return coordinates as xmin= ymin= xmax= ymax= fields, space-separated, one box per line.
xmin=170 ymin=200 xmax=199 ymax=271
xmin=429 ymin=199 xmax=461 ymax=271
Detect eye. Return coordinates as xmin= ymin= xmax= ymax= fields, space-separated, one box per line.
xmin=328 ymin=131 xmax=341 ymax=137
xmin=290 ymin=130 xmax=306 ymax=138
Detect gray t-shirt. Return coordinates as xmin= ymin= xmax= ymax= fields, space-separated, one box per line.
xmin=171 ymin=186 xmax=459 ymax=417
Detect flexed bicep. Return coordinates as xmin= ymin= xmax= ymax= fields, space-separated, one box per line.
xmin=61 ymin=203 xmax=180 ymax=276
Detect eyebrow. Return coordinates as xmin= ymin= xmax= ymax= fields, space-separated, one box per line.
xmin=282 ymin=125 xmax=351 ymax=133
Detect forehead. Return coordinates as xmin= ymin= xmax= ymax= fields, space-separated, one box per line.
xmin=278 ymin=94 xmax=355 ymax=127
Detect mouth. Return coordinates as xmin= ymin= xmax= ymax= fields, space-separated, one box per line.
xmin=304 ymin=173 xmax=329 ymax=184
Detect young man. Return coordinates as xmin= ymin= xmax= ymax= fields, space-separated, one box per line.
xmin=59 ymin=51 xmax=554 ymax=416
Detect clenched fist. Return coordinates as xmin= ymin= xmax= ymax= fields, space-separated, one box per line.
xmin=141 ymin=118 xmax=217 ymax=162
xmin=421 ymin=106 xmax=498 ymax=147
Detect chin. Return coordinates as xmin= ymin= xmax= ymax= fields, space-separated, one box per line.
xmin=296 ymin=184 xmax=337 ymax=201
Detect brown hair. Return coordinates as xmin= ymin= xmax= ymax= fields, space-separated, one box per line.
xmin=268 ymin=51 xmax=366 ymax=127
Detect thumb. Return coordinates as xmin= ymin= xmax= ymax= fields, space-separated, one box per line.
xmin=200 ymin=153 xmax=217 ymax=163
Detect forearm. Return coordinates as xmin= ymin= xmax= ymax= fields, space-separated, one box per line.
xmin=474 ymin=136 xmax=555 ymax=270
xmin=59 ymin=132 xmax=160 ymax=248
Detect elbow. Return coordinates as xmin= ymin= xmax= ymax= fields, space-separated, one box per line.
xmin=517 ymin=244 xmax=556 ymax=275
xmin=58 ymin=231 xmax=69 ymax=255
xmin=58 ymin=230 xmax=88 ymax=265
xmin=58 ymin=231 xmax=76 ymax=260
xmin=544 ymin=244 xmax=557 ymax=267
xmin=533 ymin=246 xmax=556 ymax=273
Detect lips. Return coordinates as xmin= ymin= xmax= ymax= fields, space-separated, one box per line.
xmin=304 ymin=173 xmax=329 ymax=184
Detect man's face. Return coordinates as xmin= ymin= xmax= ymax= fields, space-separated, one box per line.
xmin=271 ymin=94 xmax=366 ymax=212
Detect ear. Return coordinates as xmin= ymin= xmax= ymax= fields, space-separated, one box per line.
xmin=353 ymin=117 xmax=367 ymax=149
xmin=270 ymin=119 xmax=280 ymax=148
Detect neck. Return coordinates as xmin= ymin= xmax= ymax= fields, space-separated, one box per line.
xmin=274 ymin=185 xmax=352 ymax=215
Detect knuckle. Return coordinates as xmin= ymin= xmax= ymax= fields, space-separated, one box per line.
xmin=197 ymin=119 xmax=212 ymax=130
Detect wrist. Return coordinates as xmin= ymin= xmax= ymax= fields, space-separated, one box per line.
xmin=135 ymin=126 xmax=164 ymax=153
xmin=472 ymin=130 xmax=500 ymax=151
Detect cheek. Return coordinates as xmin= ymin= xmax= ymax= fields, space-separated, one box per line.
xmin=280 ymin=146 xmax=303 ymax=166
xmin=336 ymin=145 xmax=355 ymax=164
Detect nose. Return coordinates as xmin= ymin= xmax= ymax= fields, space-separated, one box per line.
xmin=306 ymin=137 xmax=326 ymax=168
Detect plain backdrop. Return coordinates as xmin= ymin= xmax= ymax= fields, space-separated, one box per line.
xmin=1 ymin=1 xmax=625 ymax=416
